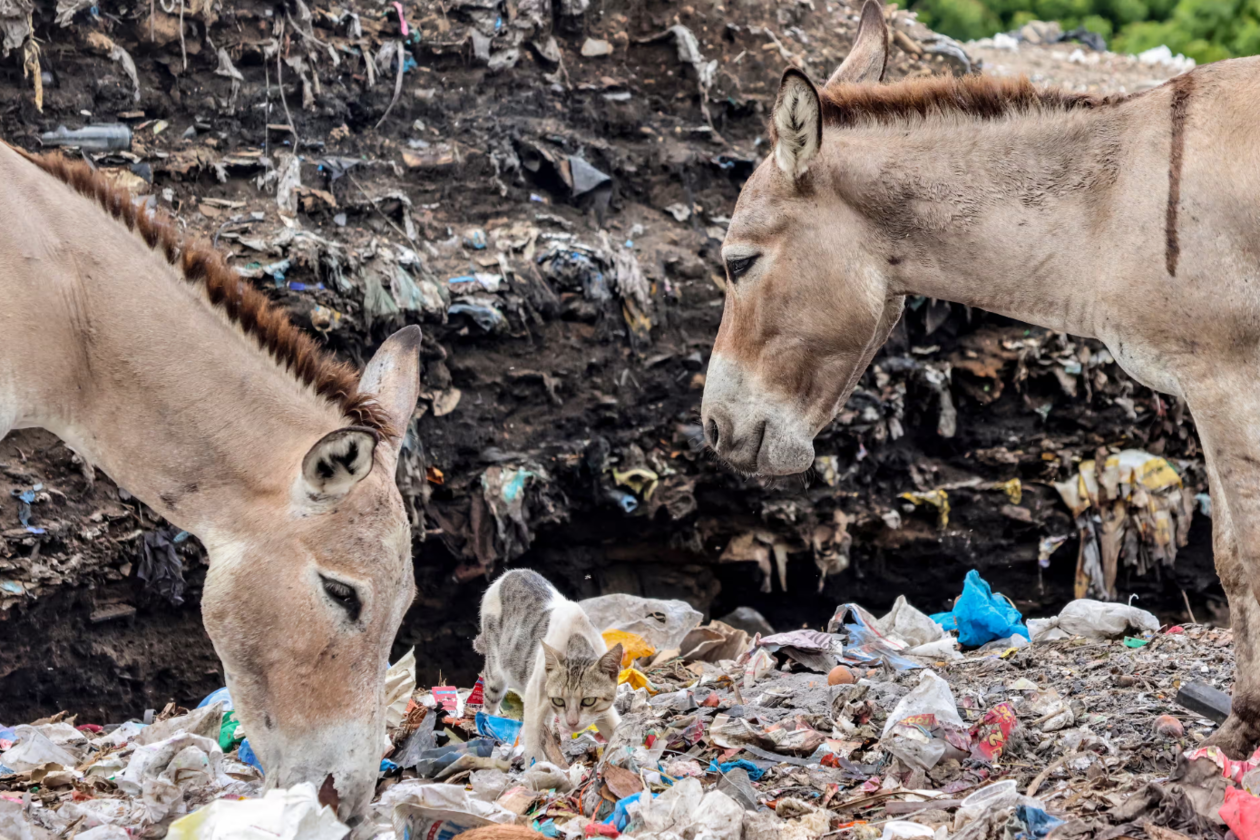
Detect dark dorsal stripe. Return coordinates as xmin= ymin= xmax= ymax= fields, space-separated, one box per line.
xmin=1165 ymin=73 xmax=1195 ymax=277
xmin=820 ymin=75 xmax=1130 ymax=129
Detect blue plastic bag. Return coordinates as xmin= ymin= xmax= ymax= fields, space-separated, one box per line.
xmin=197 ymin=687 xmax=234 ymax=711
xmin=931 ymin=570 xmax=1029 ymax=648
xmin=707 ymin=759 xmax=766 ymax=781
xmin=604 ymin=792 xmax=651 ymax=831
xmin=475 ymin=711 xmax=523 ymax=745
xmin=831 ymin=605 xmax=924 ymax=671
xmin=237 ymin=738 xmax=263 ymax=773
xmin=1013 ymin=804 xmax=1064 ymax=839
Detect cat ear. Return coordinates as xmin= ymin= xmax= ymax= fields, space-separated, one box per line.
xmin=542 ymin=642 xmax=563 ymax=672
xmin=598 ymin=644 xmax=624 ymax=680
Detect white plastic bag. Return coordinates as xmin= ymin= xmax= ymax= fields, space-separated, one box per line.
xmin=877 ymin=595 xmax=945 ymax=647
xmin=635 ymin=777 xmax=744 ymax=839
xmin=882 ymin=671 xmax=963 ymax=737
xmin=580 ymin=594 xmax=703 ymax=651
xmin=390 ymin=782 xmax=516 ymax=838
xmin=0 ymin=725 xmax=81 ymax=772
xmin=167 ymin=783 xmax=348 ymax=840
xmin=953 ymin=780 xmax=1046 ymax=830
xmin=1032 ymin=599 xmax=1159 ymax=641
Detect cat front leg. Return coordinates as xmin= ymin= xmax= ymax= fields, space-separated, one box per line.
xmin=521 ymin=711 xmax=547 ymax=763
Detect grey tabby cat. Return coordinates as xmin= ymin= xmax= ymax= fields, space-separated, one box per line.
xmin=474 ymin=569 xmax=623 ymax=762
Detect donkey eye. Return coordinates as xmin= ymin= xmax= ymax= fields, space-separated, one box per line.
xmin=581 ymin=697 xmax=597 ymax=708
xmin=551 ymin=697 xmax=565 ymax=708
xmin=726 ymin=254 xmax=758 ymax=280
xmin=321 ymin=576 xmax=361 ymax=622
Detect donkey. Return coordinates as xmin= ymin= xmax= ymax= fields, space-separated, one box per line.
xmin=0 ymin=142 xmax=421 ymax=819
xmin=702 ymin=0 xmax=1260 ymax=757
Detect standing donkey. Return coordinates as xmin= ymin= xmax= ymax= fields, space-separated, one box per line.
xmin=0 ymin=142 xmax=421 ymax=820
xmin=702 ymin=0 xmax=1260 ymax=757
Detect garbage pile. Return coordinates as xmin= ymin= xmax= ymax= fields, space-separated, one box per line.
xmin=1 ymin=578 xmax=1249 ymax=839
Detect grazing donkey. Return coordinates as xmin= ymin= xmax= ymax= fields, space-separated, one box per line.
xmin=702 ymin=0 xmax=1260 ymax=757
xmin=0 ymin=142 xmax=421 ymax=819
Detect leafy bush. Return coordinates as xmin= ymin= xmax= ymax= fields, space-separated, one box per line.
xmin=912 ymin=0 xmax=1260 ymax=61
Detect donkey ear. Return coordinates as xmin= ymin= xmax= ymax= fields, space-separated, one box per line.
xmin=359 ymin=325 xmax=423 ymax=452
xmin=826 ymin=0 xmax=889 ymax=87
xmin=598 ymin=644 xmax=624 ymax=680
xmin=772 ymin=68 xmax=823 ymax=179
xmin=299 ymin=427 xmax=378 ymax=504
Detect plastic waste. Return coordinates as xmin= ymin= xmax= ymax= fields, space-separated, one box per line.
xmin=237 ymin=737 xmax=263 ymax=772
xmin=580 ymin=593 xmax=703 ymax=651
xmin=1221 ymin=785 xmax=1260 ymax=840
xmin=604 ymin=791 xmax=648 ymax=832
xmin=931 ymin=570 xmax=1029 ymax=647
xmin=412 ymin=738 xmax=496 ymax=778
xmin=953 ymin=780 xmax=1046 ymax=831
xmin=828 ymin=604 xmax=924 ymax=670
xmin=1012 ymin=804 xmax=1065 ymax=839
xmin=470 ymin=768 xmax=511 ymax=801
xmin=449 ymin=302 xmax=507 ymax=333
xmin=134 ymin=703 xmax=223 ymax=746
xmin=476 ymin=711 xmax=523 ymax=746
xmin=631 ymin=776 xmax=743 ymax=838
xmin=904 ymin=637 xmax=963 ymax=660
xmin=389 ymin=782 xmax=517 ymax=838
xmin=1027 ymin=599 xmax=1160 ymax=641
xmin=708 ymin=758 xmax=765 ymax=781
xmin=880 ymin=671 xmax=965 ymax=771
xmin=166 ymin=782 xmax=347 ymax=840
xmin=881 ymin=822 xmax=935 ymax=839
xmin=680 ymin=620 xmax=750 ymax=663
xmin=75 ymin=827 xmax=131 ymax=840
xmin=116 ymin=732 xmax=224 ymax=796
xmin=521 ymin=761 xmax=576 ymax=792
xmin=877 ymin=595 xmax=946 ymax=647
xmin=0 ymin=725 xmax=81 ymax=772
xmin=40 ymin=124 xmax=132 ymax=151
xmin=384 ymin=647 xmax=417 ymax=729
xmin=601 ymin=629 xmax=656 ymax=669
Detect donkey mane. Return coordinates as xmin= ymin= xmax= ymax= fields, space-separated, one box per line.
xmin=820 ymin=74 xmax=1132 ymax=128
xmin=14 ymin=148 xmax=395 ymax=438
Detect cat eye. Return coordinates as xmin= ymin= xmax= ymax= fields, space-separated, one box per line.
xmin=551 ymin=697 xmax=565 ymax=708
xmin=581 ymin=698 xmax=597 ymax=708
xmin=320 ymin=575 xmax=361 ymax=622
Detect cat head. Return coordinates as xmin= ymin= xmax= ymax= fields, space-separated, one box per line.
xmin=541 ymin=640 xmax=624 ymax=732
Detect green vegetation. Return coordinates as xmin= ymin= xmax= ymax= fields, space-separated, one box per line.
xmin=912 ymin=0 xmax=1260 ymax=62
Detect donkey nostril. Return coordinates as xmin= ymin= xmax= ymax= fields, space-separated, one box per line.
xmin=706 ymin=417 xmax=720 ymax=449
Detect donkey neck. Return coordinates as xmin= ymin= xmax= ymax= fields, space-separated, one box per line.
xmin=0 ymin=152 xmax=346 ymax=543
xmin=833 ymin=102 xmax=1150 ymax=339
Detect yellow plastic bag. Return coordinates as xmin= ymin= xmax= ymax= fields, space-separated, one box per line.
xmin=618 ymin=667 xmax=658 ymax=695
xmin=602 ymin=630 xmax=655 ymax=669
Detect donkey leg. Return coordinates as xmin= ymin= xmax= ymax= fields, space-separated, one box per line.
xmin=1202 ymin=455 xmax=1260 ymax=756
xmin=1189 ymin=392 xmax=1260 ymax=756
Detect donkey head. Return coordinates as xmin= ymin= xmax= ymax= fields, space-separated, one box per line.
xmin=702 ymin=0 xmax=897 ymax=475
xmin=200 ymin=325 xmax=422 ymax=821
